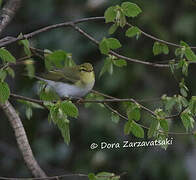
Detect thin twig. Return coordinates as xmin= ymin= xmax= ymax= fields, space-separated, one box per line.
xmin=71 ymin=24 xmax=170 ymax=68
xmin=0 ymin=171 xmax=126 ymax=180
xmin=0 ymin=17 xmax=105 ymax=47
xmin=127 ymin=23 xmax=196 ymax=49
xmin=104 ymin=103 xmax=192 ymax=135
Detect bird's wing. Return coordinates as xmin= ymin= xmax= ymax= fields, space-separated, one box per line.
xmin=39 ymin=67 xmax=80 ymax=84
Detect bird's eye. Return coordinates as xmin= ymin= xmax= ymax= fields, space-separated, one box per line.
xmin=79 ymin=68 xmax=86 ymax=72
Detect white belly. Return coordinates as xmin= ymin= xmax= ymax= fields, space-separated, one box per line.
xmin=43 ymin=79 xmax=94 ymax=98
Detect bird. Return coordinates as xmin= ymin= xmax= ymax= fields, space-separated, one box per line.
xmin=36 ymin=63 xmax=95 ymax=98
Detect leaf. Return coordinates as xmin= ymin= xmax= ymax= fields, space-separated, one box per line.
xmin=147 ymin=118 xmax=159 ymax=138
xmin=6 ymin=67 xmax=15 ymax=78
xmin=60 ymin=121 xmax=70 ymax=145
xmin=116 ymin=10 xmax=126 ymax=27
xmin=153 ymin=42 xmax=169 ymax=55
xmin=180 ymin=110 xmax=195 ymax=131
xmin=88 ymin=173 xmax=97 ymax=180
xmin=104 ymin=6 xmax=117 ymax=23
xmin=19 ymin=39 xmax=31 ymax=56
xmin=108 ymin=24 xmax=118 ymax=35
xmin=45 ymin=50 xmax=67 ymax=69
xmin=126 ymin=102 xmax=141 ymax=121
xmin=39 ymin=88 xmax=60 ymax=101
xmin=96 ymin=172 xmax=115 ymax=180
xmin=0 ymin=81 xmax=10 ymax=104
xmin=107 ymin=38 xmax=122 ymax=50
xmin=121 ymin=2 xmax=142 ymax=17
xmin=161 ymin=95 xmax=176 ymax=113
xmin=26 ymin=107 xmax=33 ymax=120
xmin=160 ymin=119 xmax=169 ymax=132
xmin=113 ymin=59 xmax=127 ymax=67
xmin=0 ymin=48 xmax=16 ymax=63
xmin=111 ymin=112 xmax=120 ymax=124
xmin=61 ymin=101 xmax=78 ymax=118
xmin=99 ymin=38 xmax=110 ymax=55
xmin=180 ymin=41 xmax=196 ymax=61
xmin=99 ymin=58 xmax=113 ymax=77
xmin=124 ymin=120 xmax=132 ymax=135
xmin=131 ymin=121 xmax=144 ymax=138
xmin=180 ymin=87 xmax=187 ymax=97
xmin=189 ymin=96 xmax=196 ymax=115
xmin=125 ymin=26 xmax=141 ymax=38
xmin=0 ymin=69 xmax=7 ymax=81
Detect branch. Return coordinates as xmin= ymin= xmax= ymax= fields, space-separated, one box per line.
xmin=0 ymin=16 xmax=105 ymax=47
xmin=127 ymin=23 xmax=196 ymax=49
xmin=104 ymin=103 xmax=192 ymax=135
xmin=0 ymin=0 xmax=21 ymax=34
xmin=70 ymin=24 xmax=171 ymax=68
xmin=0 ymin=101 xmax=47 ymax=177
xmin=0 ymin=172 xmax=127 ymax=180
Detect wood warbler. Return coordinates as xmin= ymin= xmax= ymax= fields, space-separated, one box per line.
xmin=36 ymin=63 xmax=95 ymax=98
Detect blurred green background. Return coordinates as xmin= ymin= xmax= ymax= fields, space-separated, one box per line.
xmin=1 ymin=0 xmax=196 ymax=179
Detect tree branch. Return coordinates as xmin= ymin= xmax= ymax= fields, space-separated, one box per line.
xmin=0 ymin=172 xmax=127 ymax=180
xmin=104 ymin=103 xmax=192 ymax=135
xmin=0 ymin=0 xmax=47 ymax=177
xmin=70 ymin=24 xmax=171 ymax=68
xmin=0 ymin=101 xmax=47 ymax=177
xmin=126 ymin=23 xmax=196 ymax=49
xmin=0 ymin=0 xmax=21 ymax=35
xmin=0 ymin=16 xmax=105 ymax=47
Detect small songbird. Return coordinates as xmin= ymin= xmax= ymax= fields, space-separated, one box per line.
xmin=37 ymin=63 xmax=95 ymax=98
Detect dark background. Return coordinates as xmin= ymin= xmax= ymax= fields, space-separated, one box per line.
xmin=1 ymin=0 xmax=196 ymax=179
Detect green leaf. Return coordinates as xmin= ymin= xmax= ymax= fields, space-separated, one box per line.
xmin=126 ymin=102 xmax=141 ymax=121
xmin=104 ymin=6 xmax=117 ymax=23
xmin=60 ymin=121 xmax=70 ymax=145
xmin=26 ymin=107 xmax=33 ymax=120
xmin=6 ymin=67 xmax=15 ymax=78
xmin=88 ymin=173 xmax=97 ymax=180
xmin=0 ymin=48 xmax=16 ymax=63
xmin=61 ymin=101 xmax=79 ymax=118
xmin=124 ymin=119 xmax=132 ymax=135
xmin=161 ymin=95 xmax=176 ymax=113
xmin=182 ymin=60 xmax=188 ymax=76
xmin=99 ymin=38 xmax=110 ymax=55
xmin=45 ymin=50 xmax=68 ymax=69
xmin=160 ymin=119 xmax=169 ymax=132
xmin=125 ymin=26 xmax=141 ymax=38
xmin=96 ymin=172 xmax=115 ymax=180
xmin=131 ymin=121 xmax=144 ymax=138
xmin=111 ymin=112 xmax=120 ymax=124
xmin=180 ymin=110 xmax=195 ymax=131
xmin=116 ymin=11 xmax=127 ymax=27
xmin=0 ymin=81 xmax=10 ymax=104
xmin=180 ymin=41 xmax=196 ymax=61
xmin=99 ymin=58 xmax=113 ymax=77
xmin=107 ymin=38 xmax=122 ymax=50
xmin=108 ymin=24 xmax=118 ymax=35
xmin=113 ymin=59 xmax=127 ymax=67
xmin=189 ymin=96 xmax=196 ymax=115
xmin=0 ymin=69 xmax=7 ymax=81
xmin=147 ymin=118 xmax=159 ymax=138
xmin=169 ymin=60 xmax=176 ymax=74
xmin=39 ymin=88 xmax=60 ymax=101
xmin=121 ymin=2 xmax=142 ymax=17
xmin=153 ymin=42 xmax=169 ymax=55
xmin=19 ymin=39 xmax=31 ymax=56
